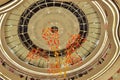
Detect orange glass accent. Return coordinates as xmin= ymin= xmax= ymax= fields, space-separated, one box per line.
xmin=27 ymin=48 xmax=40 ymax=59
xmin=26 ymin=48 xmax=48 ymax=59
xmin=66 ymin=34 xmax=80 ymax=48
xmin=42 ymin=27 xmax=83 ymax=78
xmin=42 ymin=27 xmax=61 ymax=74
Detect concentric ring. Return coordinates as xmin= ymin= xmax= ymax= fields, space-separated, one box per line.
xmin=18 ymin=0 xmax=88 ymax=57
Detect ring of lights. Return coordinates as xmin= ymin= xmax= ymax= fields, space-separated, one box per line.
xmin=0 ymin=0 xmax=119 ymax=80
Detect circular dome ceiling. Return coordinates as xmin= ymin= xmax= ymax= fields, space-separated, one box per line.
xmin=0 ymin=0 xmax=119 ymax=80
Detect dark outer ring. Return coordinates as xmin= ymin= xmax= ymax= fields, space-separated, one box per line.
xmin=18 ymin=0 xmax=88 ymax=57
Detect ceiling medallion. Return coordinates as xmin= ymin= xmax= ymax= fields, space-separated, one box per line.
xmin=0 ymin=0 xmax=119 ymax=80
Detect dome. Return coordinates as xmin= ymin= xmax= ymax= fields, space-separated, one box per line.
xmin=0 ymin=0 xmax=120 ymax=80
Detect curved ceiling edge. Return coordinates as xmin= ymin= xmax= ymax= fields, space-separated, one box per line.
xmin=0 ymin=0 xmax=23 ymax=14
xmin=89 ymin=0 xmax=120 ymax=80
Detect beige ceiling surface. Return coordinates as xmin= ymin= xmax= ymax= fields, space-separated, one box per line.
xmin=0 ymin=0 xmax=9 ymax=5
xmin=0 ymin=0 xmax=119 ymax=80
